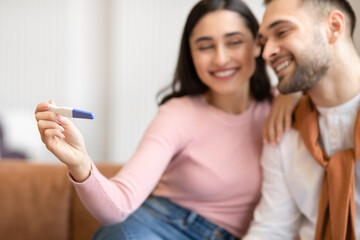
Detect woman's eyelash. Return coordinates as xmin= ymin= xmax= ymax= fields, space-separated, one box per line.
xmin=197 ymin=40 xmax=243 ymax=50
xmin=230 ymin=40 xmax=243 ymax=45
xmin=199 ymin=45 xmax=213 ymax=50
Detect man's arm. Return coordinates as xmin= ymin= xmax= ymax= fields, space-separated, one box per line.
xmin=244 ymin=142 xmax=302 ymax=240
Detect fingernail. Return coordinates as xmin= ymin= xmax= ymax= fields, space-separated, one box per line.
xmin=57 ymin=115 xmax=64 ymax=123
xmin=43 ymin=102 xmax=49 ymax=108
xmin=59 ymin=125 xmax=65 ymax=132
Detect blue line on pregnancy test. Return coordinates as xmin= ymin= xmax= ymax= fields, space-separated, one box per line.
xmin=48 ymin=104 xmax=94 ymax=119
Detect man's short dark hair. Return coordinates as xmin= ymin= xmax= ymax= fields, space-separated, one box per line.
xmin=264 ymin=0 xmax=356 ymax=37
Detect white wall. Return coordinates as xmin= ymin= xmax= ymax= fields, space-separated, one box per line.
xmin=349 ymin=0 xmax=360 ymax=52
xmin=0 ymin=0 xmax=110 ymax=162
xmin=0 ymin=0 xmax=198 ymax=163
xmin=0 ymin=0 xmax=359 ymax=163
xmin=106 ymin=0 xmax=199 ymax=163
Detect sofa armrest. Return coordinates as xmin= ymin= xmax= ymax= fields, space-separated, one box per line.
xmin=0 ymin=160 xmax=122 ymax=240
xmin=0 ymin=160 xmax=71 ymax=240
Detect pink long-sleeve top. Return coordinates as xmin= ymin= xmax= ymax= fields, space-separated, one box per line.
xmin=72 ymin=94 xmax=270 ymax=237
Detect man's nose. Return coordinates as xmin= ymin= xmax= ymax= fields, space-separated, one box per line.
xmin=262 ymin=39 xmax=280 ymax=63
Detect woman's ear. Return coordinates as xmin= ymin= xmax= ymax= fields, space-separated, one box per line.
xmin=327 ymin=10 xmax=345 ymax=44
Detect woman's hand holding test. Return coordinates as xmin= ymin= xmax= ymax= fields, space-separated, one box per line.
xmin=35 ymin=100 xmax=91 ymax=182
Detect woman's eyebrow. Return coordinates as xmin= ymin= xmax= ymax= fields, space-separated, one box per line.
xmin=195 ymin=36 xmax=213 ymax=43
xmin=195 ymin=31 xmax=244 ymax=43
xmin=224 ymin=31 xmax=244 ymax=38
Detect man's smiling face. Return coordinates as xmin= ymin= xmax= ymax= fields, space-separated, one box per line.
xmin=258 ymin=0 xmax=330 ymax=94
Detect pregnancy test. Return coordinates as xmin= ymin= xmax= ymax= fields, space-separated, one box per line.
xmin=49 ymin=104 xmax=94 ymax=119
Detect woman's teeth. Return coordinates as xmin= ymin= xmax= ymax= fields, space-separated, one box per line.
xmin=213 ymin=69 xmax=236 ymax=77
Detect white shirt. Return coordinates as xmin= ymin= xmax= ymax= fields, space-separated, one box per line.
xmin=244 ymin=93 xmax=360 ymax=240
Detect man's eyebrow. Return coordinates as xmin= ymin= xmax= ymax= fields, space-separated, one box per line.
xmin=195 ymin=31 xmax=244 ymax=43
xmin=257 ymin=20 xmax=292 ymax=42
xmin=267 ymin=20 xmax=292 ymax=30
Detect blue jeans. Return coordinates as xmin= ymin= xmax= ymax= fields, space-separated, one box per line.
xmin=93 ymin=195 xmax=240 ymax=240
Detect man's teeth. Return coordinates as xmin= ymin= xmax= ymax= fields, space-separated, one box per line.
xmin=276 ymin=61 xmax=290 ymax=72
xmin=214 ymin=69 xmax=236 ymax=77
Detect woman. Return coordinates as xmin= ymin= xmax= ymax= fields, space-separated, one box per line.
xmin=35 ymin=0 xmax=299 ymax=239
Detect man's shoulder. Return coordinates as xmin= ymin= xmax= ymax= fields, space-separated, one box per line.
xmin=263 ymin=128 xmax=302 ymax=158
xmin=262 ymin=128 xmax=316 ymax=171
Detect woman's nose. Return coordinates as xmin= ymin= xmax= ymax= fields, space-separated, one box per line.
xmin=213 ymin=46 xmax=230 ymax=66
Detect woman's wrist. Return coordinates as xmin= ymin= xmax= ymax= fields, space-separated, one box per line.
xmin=68 ymin=154 xmax=92 ymax=182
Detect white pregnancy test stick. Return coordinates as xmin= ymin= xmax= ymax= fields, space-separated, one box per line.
xmin=48 ymin=104 xmax=94 ymax=119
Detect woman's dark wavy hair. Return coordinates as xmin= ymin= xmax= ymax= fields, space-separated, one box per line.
xmin=157 ymin=0 xmax=273 ymax=105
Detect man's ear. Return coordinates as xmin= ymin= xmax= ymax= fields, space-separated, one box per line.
xmin=327 ymin=10 xmax=345 ymax=43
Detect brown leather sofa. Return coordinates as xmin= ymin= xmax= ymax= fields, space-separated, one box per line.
xmin=0 ymin=160 xmax=122 ymax=240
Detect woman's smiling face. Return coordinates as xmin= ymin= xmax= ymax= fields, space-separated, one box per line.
xmin=189 ymin=9 xmax=260 ymax=97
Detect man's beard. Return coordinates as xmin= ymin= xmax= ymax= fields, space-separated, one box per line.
xmin=278 ymin=32 xmax=331 ymax=94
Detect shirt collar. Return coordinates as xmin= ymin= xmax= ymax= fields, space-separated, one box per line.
xmin=316 ymin=92 xmax=360 ymax=117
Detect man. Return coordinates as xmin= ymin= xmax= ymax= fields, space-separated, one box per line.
xmin=243 ymin=0 xmax=360 ymax=239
